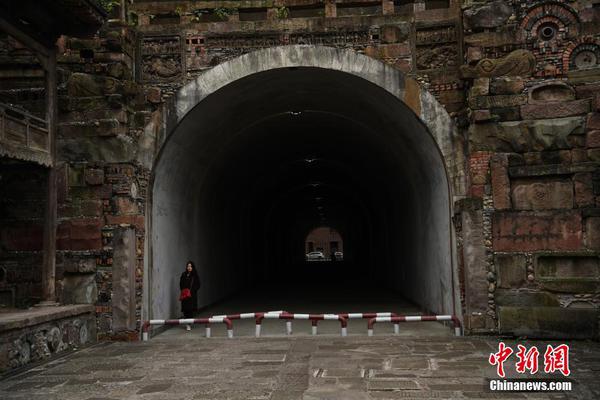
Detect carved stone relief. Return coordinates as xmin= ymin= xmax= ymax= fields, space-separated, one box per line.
xmin=141 ymin=36 xmax=182 ymax=83
xmin=460 ymin=49 xmax=536 ymax=78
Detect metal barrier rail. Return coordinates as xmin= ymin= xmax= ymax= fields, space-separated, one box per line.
xmin=141 ymin=312 xmax=462 ymax=340
xmin=255 ymin=312 xmax=348 ymax=337
xmin=367 ymin=315 xmax=462 ymax=337
xmin=142 ymin=317 xmax=233 ymax=341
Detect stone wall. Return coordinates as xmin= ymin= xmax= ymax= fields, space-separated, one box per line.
xmin=460 ymin=0 xmax=600 ymax=338
xmin=0 ymin=305 xmax=95 ymax=373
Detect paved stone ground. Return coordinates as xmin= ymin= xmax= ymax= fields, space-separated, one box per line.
xmin=1 ymin=330 xmax=598 ymax=400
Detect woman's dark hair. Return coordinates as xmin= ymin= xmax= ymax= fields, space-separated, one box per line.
xmin=185 ymin=260 xmax=196 ymax=271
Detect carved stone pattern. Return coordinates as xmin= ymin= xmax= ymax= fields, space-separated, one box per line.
xmin=184 ymin=31 xmax=376 ymax=73
xmin=416 ymin=45 xmax=458 ymax=70
xmin=141 ymin=36 xmax=182 ymax=83
xmin=415 ymin=26 xmax=456 ymax=45
xmin=460 ymin=49 xmax=536 ymax=78
xmin=569 ymin=44 xmax=600 ymax=70
xmin=518 ymin=3 xmax=580 ymax=42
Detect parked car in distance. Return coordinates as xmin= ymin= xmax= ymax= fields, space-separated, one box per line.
xmin=334 ymin=251 xmax=343 ymax=261
xmin=306 ymin=251 xmax=325 ymax=261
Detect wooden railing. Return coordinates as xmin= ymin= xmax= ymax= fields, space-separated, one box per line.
xmin=0 ymin=103 xmax=51 ymax=166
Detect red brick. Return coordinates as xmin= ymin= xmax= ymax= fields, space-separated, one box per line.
xmin=105 ymin=214 xmax=144 ymax=230
xmin=469 ymin=151 xmax=492 ymax=185
xmin=490 ymin=155 xmax=510 ymax=209
xmin=57 ymin=218 xmax=103 ymax=250
xmin=492 ymin=211 xmax=582 ymax=251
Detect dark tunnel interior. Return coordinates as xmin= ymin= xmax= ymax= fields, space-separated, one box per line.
xmin=150 ymin=67 xmax=454 ymax=320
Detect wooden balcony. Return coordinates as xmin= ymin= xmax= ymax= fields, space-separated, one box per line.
xmin=0 ymin=103 xmax=51 ymax=166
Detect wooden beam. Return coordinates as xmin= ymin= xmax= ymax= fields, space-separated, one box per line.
xmin=0 ymin=15 xmax=49 ymax=69
xmin=40 ymin=48 xmax=57 ymax=305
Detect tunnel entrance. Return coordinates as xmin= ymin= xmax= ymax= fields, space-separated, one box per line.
xmin=305 ymin=226 xmax=344 ymax=262
xmin=146 ymin=46 xmax=464 ymax=325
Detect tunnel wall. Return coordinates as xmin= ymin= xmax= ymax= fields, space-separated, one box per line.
xmin=148 ymin=47 xmax=464 ymax=321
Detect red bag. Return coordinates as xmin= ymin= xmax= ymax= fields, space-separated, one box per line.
xmin=179 ymin=288 xmax=191 ymax=301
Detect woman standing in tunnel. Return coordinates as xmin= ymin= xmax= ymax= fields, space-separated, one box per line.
xmin=179 ymin=261 xmax=201 ymax=331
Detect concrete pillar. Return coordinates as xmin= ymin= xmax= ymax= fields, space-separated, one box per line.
xmin=112 ymin=227 xmax=137 ymax=331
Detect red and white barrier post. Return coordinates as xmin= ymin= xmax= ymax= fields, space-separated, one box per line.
xmin=255 ymin=313 xmax=348 ymax=336
xmin=142 ymin=317 xmax=233 ymax=340
xmin=367 ymin=315 xmax=462 ymax=336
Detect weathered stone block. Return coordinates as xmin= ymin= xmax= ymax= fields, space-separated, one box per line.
xmin=575 ymin=82 xmax=600 ymax=99
xmin=466 ymin=46 xmax=482 ymax=64
xmin=469 ymin=117 xmax=585 ymax=152
xmin=84 ymin=168 xmax=104 ymax=185
xmin=498 ymin=306 xmax=599 ymax=339
xmin=496 ymin=254 xmax=526 ymax=289
xmin=574 ymin=173 xmax=595 ymax=208
xmin=520 ymin=100 xmax=590 ymax=120
xmin=462 ymin=209 xmax=488 ymax=314
xmin=463 ymin=1 xmax=513 ymax=30
xmin=57 ymin=218 xmax=103 ymax=251
xmin=490 ymin=77 xmax=524 ymax=95
xmin=508 ymin=163 xmax=596 ymax=178
xmin=58 ymin=199 xmax=103 ymax=218
xmin=470 ymin=78 xmax=489 ymax=97
xmin=62 ymin=274 xmax=97 ymax=304
xmin=64 ymin=258 xmax=97 ymax=274
xmin=471 ymin=109 xmax=492 ymax=122
xmin=572 ymin=149 xmax=588 ymax=163
xmin=529 ymin=82 xmax=575 ymax=103
xmin=539 ymin=279 xmax=600 ymax=294
xmin=495 ymin=290 xmax=559 ymax=307
xmin=587 ymin=113 xmax=600 ymax=130
xmin=105 ymin=214 xmax=144 ymax=230
xmin=587 ymin=130 xmax=600 ymax=148
xmin=586 ymin=217 xmax=600 ymax=250
xmin=381 ymin=25 xmax=408 ymax=43
xmin=59 ymin=119 xmax=123 ymax=138
xmin=112 ymin=228 xmax=137 ymax=331
xmin=145 ymin=87 xmax=161 ymax=104
xmin=492 ymin=211 xmax=582 ymax=251
xmin=469 ymin=94 xmax=527 ymax=109
xmin=511 ymin=179 xmax=573 ymax=210
xmin=588 ymin=148 xmax=600 ymax=162
xmin=114 ymin=197 xmax=138 ymax=215
xmin=536 ymin=255 xmax=600 ymax=279
xmin=490 ymin=154 xmax=510 ymax=209
xmin=490 ymin=107 xmax=520 ymax=121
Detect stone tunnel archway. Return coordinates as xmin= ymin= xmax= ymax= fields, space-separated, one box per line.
xmin=143 ymin=45 xmax=467 ymax=323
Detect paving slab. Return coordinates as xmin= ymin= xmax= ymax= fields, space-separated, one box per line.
xmin=0 ymin=334 xmax=598 ymax=400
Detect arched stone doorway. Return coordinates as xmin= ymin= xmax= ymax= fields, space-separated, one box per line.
xmin=143 ymin=45 xmax=466 ymax=323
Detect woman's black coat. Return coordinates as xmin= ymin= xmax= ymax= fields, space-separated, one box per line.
xmin=180 ymin=270 xmax=201 ymax=315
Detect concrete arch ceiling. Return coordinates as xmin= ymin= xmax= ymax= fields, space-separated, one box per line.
xmin=148 ymin=45 xmax=464 ymax=321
